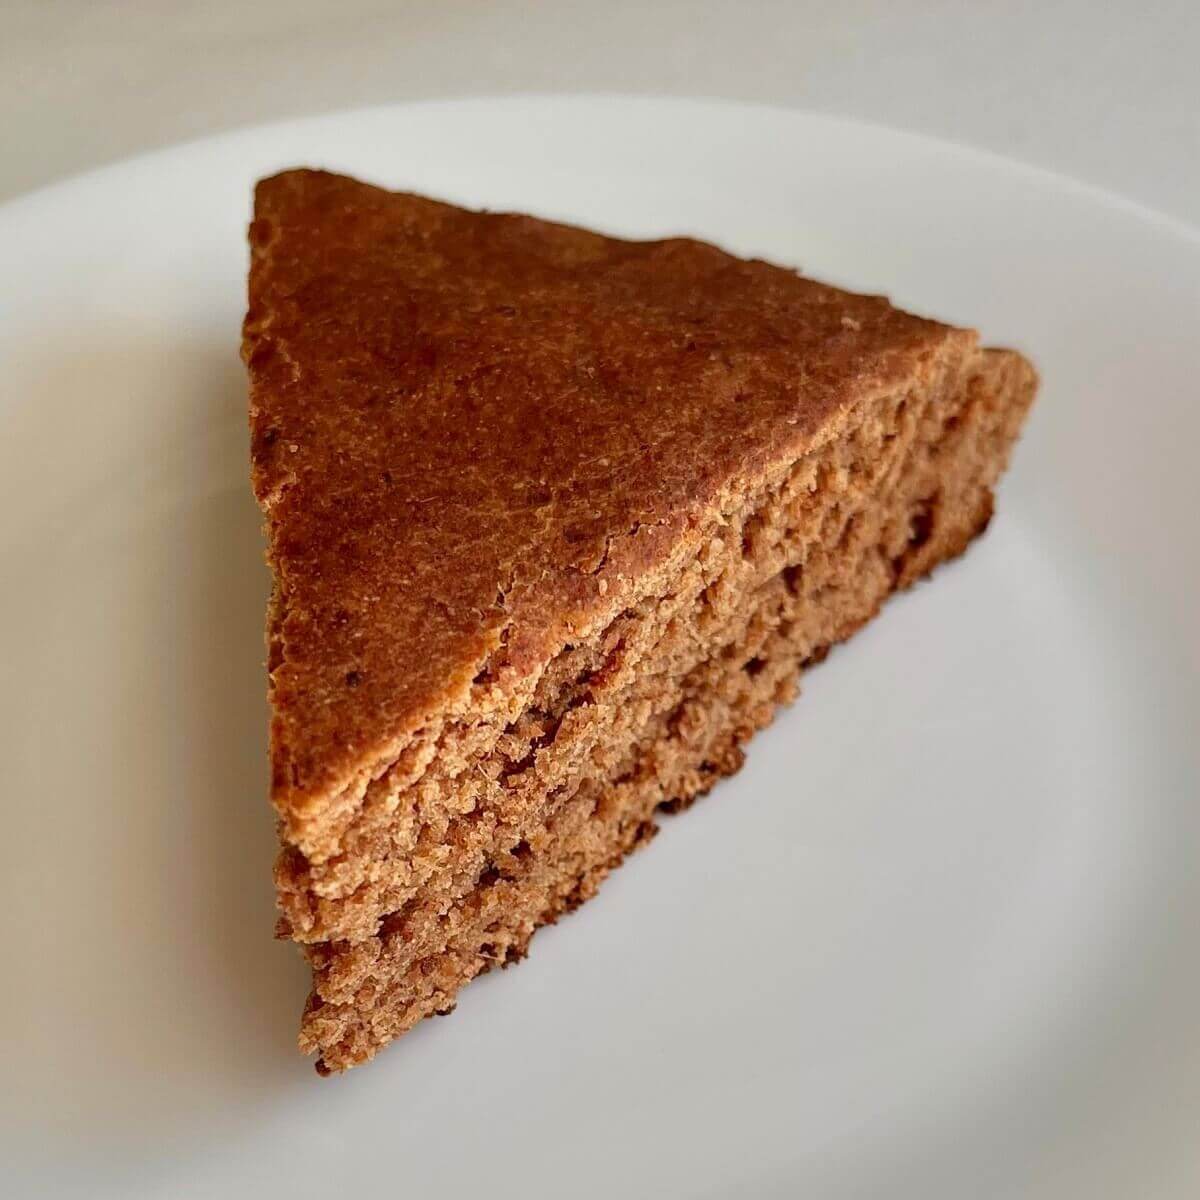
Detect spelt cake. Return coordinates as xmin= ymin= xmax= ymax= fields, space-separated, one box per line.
xmin=242 ymin=169 xmax=1037 ymax=1073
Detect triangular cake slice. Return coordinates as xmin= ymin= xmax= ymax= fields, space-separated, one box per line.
xmin=243 ymin=169 xmax=1037 ymax=1073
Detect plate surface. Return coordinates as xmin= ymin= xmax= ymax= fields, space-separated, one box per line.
xmin=1 ymin=97 xmax=1197 ymax=1199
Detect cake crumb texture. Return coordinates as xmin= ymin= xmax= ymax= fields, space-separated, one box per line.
xmin=242 ymin=169 xmax=1037 ymax=1072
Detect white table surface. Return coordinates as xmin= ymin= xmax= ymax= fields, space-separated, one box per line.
xmin=5 ymin=0 xmax=1199 ymax=224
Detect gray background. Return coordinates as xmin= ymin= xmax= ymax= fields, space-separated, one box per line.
xmin=4 ymin=0 xmax=1199 ymax=223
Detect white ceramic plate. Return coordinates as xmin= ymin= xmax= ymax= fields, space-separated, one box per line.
xmin=1 ymin=97 xmax=1197 ymax=1199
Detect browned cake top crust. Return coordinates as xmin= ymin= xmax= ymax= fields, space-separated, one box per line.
xmin=244 ymin=169 xmax=973 ymax=821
